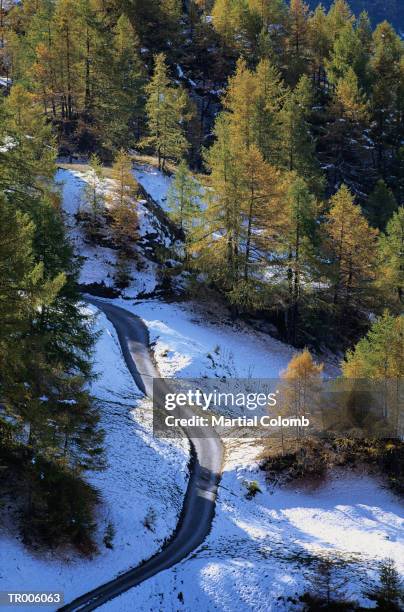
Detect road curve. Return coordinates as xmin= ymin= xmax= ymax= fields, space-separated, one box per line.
xmin=59 ymin=297 xmax=223 ymax=612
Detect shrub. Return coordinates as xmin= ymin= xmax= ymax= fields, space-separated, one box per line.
xmin=245 ymin=480 xmax=262 ymax=499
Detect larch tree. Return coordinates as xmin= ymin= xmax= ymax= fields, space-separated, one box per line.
xmin=326 ymin=0 xmax=354 ymax=41
xmin=370 ymin=21 xmax=403 ymax=178
xmin=279 ymin=348 xmax=323 ymax=446
xmin=107 ymin=149 xmax=139 ymax=250
xmin=376 ymin=207 xmax=404 ymax=311
xmin=253 ymin=58 xmax=286 ymax=164
xmin=237 ymin=145 xmax=286 ymax=310
xmin=307 ymin=4 xmax=331 ymax=89
xmin=324 ymin=184 xmax=378 ymax=324
xmin=287 ymin=0 xmax=310 ymax=85
xmin=196 ymin=113 xmax=242 ymax=296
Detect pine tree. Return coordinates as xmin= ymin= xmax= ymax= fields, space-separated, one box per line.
xmin=323 ymin=68 xmax=371 ymax=194
xmin=370 ymin=558 xmax=403 ymax=611
xmin=277 ymin=75 xmax=323 ymax=195
xmin=377 ymin=207 xmax=404 ymax=310
xmin=96 ymin=14 xmax=145 ymax=151
xmin=367 ymin=179 xmax=398 ymax=231
xmin=342 ymin=314 xmax=403 ymax=430
xmin=370 ymin=21 xmax=403 ymax=178
xmin=83 ymin=153 xmax=105 ymax=228
xmin=168 ymin=159 xmax=201 ymax=233
xmin=326 ymin=0 xmax=354 ymax=41
xmin=324 ymin=185 xmax=378 ymax=326
xmin=252 ymin=58 xmax=286 ymax=163
xmin=107 ymin=149 xmax=138 ymax=250
xmin=144 ymin=53 xmax=190 ymax=170
xmin=197 ymin=113 xmax=241 ymax=294
xmin=282 ymin=177 xmax=318 ymax=344
xmin=326 ymin=23 xmax=368 ymax=89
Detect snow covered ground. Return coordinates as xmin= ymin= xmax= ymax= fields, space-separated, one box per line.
xmin=133 ymin=162 xmax=172 ymax=212
xmin=2 ymin=162 xmax=402 ymax=611
xmin=102 ymin=468 xmax=404 ymax=611
xmin=0 ymin=305 xmax=189 ymax=606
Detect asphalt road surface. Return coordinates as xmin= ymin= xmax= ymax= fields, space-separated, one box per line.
xmin=59 ymin=297 xmax=223 ymax=611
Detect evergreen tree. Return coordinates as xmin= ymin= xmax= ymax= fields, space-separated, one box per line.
xmin=367 ymin=179 xmax=398 ymax=231
xmin=370 ymin=21 xmax=403 ymax=178
xmin=369 ymin=558 xmax=403 ymax=611
xmin=326 ymin=0 xmax=354 ymax=40
xmin=96 ymin=14 xmax=145 ymax=151
xmin=282 ymin=177 xmax=318 ymax=344
xmin=144 ymin=53 xmax=190 ymax=170
xmin=323 ymin=67 xmax=371 ymax=194
xmin=326 ymin=23 xmax=368 ymax=89
xmin=277 ymin=75 xmax=323 ymax=194
xmin=82 ymin=154 xmax=105 ymax=237
xmin=168 ymin=159 xmax=201 ymax=233
xmin=377 ymin=207 xmax=404 ymax=310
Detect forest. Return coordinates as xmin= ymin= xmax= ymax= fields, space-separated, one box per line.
xmin=0 ymin=0 xmax=403 ymax=570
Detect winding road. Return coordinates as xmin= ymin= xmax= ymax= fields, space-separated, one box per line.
xmin=59 ymin=297 xmax=223 ymax=611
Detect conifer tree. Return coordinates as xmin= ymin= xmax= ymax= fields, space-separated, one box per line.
xmin=280 ymin=348 xmax=323 ymax=443
xmin=323 ymin=68 xmax=371 ymax=193
xmin=307 ymin=4 xmax=331 ymax=89
xmin=367 ymin=179 xmax=398 ymax=231
xmin=168 ymin=159 xmax=201 ymax=233
xmin=253 ymin=58 xmax=286 ymax=163
xmin=370 ymin=559 xmax=403 ymax=611
xmin=282 ymin=177 xmax=318 ymax=344
xmin=97 ymin=14 xmax=145 ymax=151
xmin=239 ymin=145 xmax=285 ymax=287
xmin=326 ymin=0 xmax=354 ymax=40
xmin=324 ymin=185 xmax=378 ymax=322
xmin=377 ymin=207 xmax=404 ymax=310
xmin=287 ymin=0 xmax=310 ymax=84
xmin=107 ymin=149 xmax=138 ymax=250
xmin=343 ymin=313 xmax=403 ymax=381
xmin=224 ymin=57 xmax=257 ymax=149
xmin=144 ymin=53 xmax=190 ymax=170
xmin=277 ymin=75 xmax=323 ymax=195
xmin=83 ymin=153 xmax=105 ymax=222
xmin=195 ymin=113 xmax=242 ymax=297
xmin=370 ymin=21 xmax=403 ymax=178
xmin=326 ymin=23 xmax=368 ymax=89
